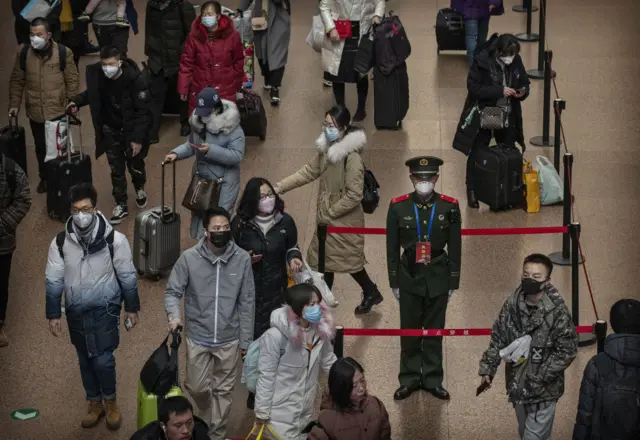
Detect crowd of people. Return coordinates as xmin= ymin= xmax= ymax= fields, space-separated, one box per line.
xmin=1 ymin=1 xmax=639 ymax=440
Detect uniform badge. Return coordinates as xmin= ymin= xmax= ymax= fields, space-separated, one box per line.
xmin=403 ymin=216 xmax=413 ymax=221
xmin=438 ymin=214 xmax=444 ymax=220
xmin=531 ymin=347 xmax=544 ymax=364
xmin=138 ymin=90 xmax=148 ymax=99
xmin=419 ymin=159 xmax=428 ymax=165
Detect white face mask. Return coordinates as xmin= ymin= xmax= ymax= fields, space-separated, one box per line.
xmin=414 ymin=181 xmax=435 ymax=196
xmin=30 ymin=35 xmax=47 ymax=50
xmin=102 ymin=64 xmax=121 ymax=79
xmin=259 ymin=196 xmax=276 ymax=214
xmin=72 ymin=212 xmax=94 ymax=229
xmin=500 ymin=55 xmax=515 ymax=65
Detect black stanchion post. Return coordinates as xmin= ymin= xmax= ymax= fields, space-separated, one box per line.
xmin=333 ymin=325 xmax=344 ymax=358
xmin=570 ymin=222 xmax=596 ymax=348
xmin=530 ymin=51 xmax=555 ymax=147
xmin=595 ymin=320 xmax=607 ymax=353
xmin=513 ymin=0 xmax=538 ymax=13
xmin=515 ymin=0 xmax=539 ymax=42
xmin=552 ymin=99 xmax=566 ymax=173
xmin=527 ymin=0 xmax=556 ymax=79
xmin=317 ymin=224 xmax=327 ymax=274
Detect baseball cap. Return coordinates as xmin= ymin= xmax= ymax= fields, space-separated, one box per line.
xmin=194 ymin=88 xmax=223 ymax=116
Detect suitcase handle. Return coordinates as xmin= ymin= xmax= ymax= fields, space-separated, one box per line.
xmin=160 ymin=160 xmax=177 ymax=224
xmin=8 ymin=114 xmax=19 ymax=132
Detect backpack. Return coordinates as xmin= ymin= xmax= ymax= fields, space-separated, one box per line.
xmin=20 ymin=43 xmax=67 ymax=72
xmin=56 ymin=228 xmax=115 ymax=261
xmin=592 ymin=354 xmax=640 ymax=439
xmin=343 ymin=158 xmax=380 ymax=214
xmin=242 ymin=330 xmax=288 ymax=394
xmin=373 ymin=11 xmax=411 ymax=75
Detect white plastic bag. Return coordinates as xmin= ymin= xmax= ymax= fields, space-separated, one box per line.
xmin=303 ymin=259 xmax=338 ymax=307
xmin=44 ymin=118 xmax=75 ymax=163
xmin=499 ymin=335 xmax=532 ymax=364
xmin=21 ymin=0 xmax=60 ymax=22
xmin=306 ymin=15 xmax=325 ymax=54
xmin=535 ymin=156 xmax=563 ymax=205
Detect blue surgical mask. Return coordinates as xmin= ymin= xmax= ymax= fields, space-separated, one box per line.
xmin=303 ymin=305 xmax=322 ymax=323
xmin=202 ymin=15 xmax=217 ymax=28
xmin=324 ymin=127 xmax=340 ymax=142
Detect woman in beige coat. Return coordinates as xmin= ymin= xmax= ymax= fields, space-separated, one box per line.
xmin=274 ymin=106 xmax=383 ymax=315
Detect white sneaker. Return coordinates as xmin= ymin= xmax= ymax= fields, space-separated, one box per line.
xmin=135 ymin=189 xmax=148 ymax=209
xmin=109 ymin=205 xmax=129 ymax=225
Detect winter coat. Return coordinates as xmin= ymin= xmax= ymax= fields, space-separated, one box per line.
xmin=275 ymin=129 xmax=367 ymax=273
xmin=164 ymin=238 xmax=255 ymax=350
xmin=572 ymin=333 xmax=640 ymax=440
xmin=239 ymin=0 xmax=291 ymax=70
xmin=9 ymin=42 xmax=79 ymax=123
xmin=12 ymin=0 xmax=62 ymax=45
xmin=177 ymin=14 xmax=244 ymax=113
xmin=0 ymin=155 xmax=31 ymax=255
xmin=450 ymin=0 xmax=504 ymax=20
xmin=308 ymin=393 xmax=391 ymax=440
xmin=478 ymin=283 xmax=579 ymax=405
xmin=232 ymin=211 xmax=303 ymax=340
xmin=45 ymin=213 xmax=140 ymax=358
xmin=319 ymin=0 xmax=385 ymax=76
xmin=452 ymin=33 xmax=530 ymax=156
xmin=72 ymin=58 xmax=154 ymax=158
xmin=171 ymin=100 xmax=245 ymax=239
xmin=130 ymin=416 xmax=209 ymax=440
xmin=145 ymin=0 xmax=196 ymax=77
xmin=255 ymin=305 xmax=337 ymax=440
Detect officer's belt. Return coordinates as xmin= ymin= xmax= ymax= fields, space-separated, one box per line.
xmin=402 ymin=249 xmax=445 ymax=261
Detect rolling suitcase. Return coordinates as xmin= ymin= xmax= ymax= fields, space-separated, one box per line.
xmin=45 ymin=115 xmax=92 ymax=222
xmin=436 ymin=8 xmax=466 ymax=53
xmin=237 ymin=89 xmax=267 ymax=141
xmin=472 ymin=143 xmax=524 ymax=210
xmin=373 ymin=62 xmax=409 ymax=130
xmin=133 ymin=160 xmax=181 ymax=280
xmin=0 ymin=115 xmax=28 ymax=176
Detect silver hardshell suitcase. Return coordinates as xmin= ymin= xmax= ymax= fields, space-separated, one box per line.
xmin=133 ymin=161 xmax=181 ymax=280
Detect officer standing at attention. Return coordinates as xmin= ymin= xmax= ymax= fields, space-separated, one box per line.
xmin=386 ymin=156 xmax=462 ymax=401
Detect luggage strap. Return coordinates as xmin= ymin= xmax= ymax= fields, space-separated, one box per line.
xmin=20 ymin=43 xmax=67 ymax=72
xmin=56 ymin=228 xmax=115 ymax=261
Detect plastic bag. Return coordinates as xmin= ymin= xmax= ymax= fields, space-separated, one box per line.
xmin=522 ymin=159 xmax=540 ymax=213
xmin=499 ymin=334 xmax=532 ymax=365
xmin=303 ymin=259 xmax=338 ymax=307
xmin=21 ymin=0 xmax=60 ymax=22
xmin=306 ymin=15 xmax=325 ymax=53
xmin=44 ymin=118 xmax=75 ymax=163
xmin=246 ymin=423 xmax=280 ymax=440
xmin=535 ymin=156 xmax=563 ymax=205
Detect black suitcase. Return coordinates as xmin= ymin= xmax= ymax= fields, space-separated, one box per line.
xmin=0 ymin=116 xmax=28 ymax=176
xmin=236 ymin=90 xmax=267 ymax=141
xmin=46 ymin=116 xmax=93 ymax=222
xmin=472 ymin=143 xmax=524 ymax=210
xmin=436 ymin=8 xmax=466 ymax=53
xmin=373 ymin=63 xmax=409 ymax=130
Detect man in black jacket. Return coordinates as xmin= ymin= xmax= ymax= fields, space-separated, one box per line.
xmin=145 ymin=0 xmax=196 ymax=140
xmin=572 ymin=299 xmax=640 ymax=440
xmin=130 ymin=396 xmax=209 ymax=440
xmin=68 ymin=45 xmax=153 ymax=225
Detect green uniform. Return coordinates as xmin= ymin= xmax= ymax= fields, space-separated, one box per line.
xmin=386 ymin=191 xmax=462 ymax=389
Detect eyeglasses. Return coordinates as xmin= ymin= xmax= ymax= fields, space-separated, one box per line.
xmin=259 ymin=191 xmax=274 ymax=200
xmin=70 ymin=207 xmax=94 ymax=215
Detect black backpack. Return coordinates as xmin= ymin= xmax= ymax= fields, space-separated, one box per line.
xmin=20 ymin=43 xmax=67 ymax=72
xmin=592 ymin=354 xmax=640 ymax=439
xmin=140 ymin=330 xmax=182 ymax=396
xmin=343 ymin=158 xmax=380 ymax=214
xmin=373 ymin=11 xmax=411 ymax=75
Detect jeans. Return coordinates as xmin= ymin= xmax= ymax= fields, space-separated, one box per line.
xmin=465 ymin=18 xmax=490 ymax=67
xmin=76 ymin=348 xmax=117 ymax=400
xmin=28 ymin=120 xmax=47 ymax=181
xmin=0 ymin=253 xmax=13 ymax=323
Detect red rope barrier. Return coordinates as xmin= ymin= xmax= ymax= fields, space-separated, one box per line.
xmin=341 ymin=325 xmax=593 ymax=337
xmin=325 ymin=226 xmax=568 ymax=236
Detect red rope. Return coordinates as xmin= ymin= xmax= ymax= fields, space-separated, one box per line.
xmin=341 ymin=325 xmax=594 ymax=337
xmin=325 ymin=226 xmax=567 ymax=236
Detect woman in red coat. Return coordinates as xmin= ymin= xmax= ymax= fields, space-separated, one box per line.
xmin=178 ymin=0 xmax=244 ymax=118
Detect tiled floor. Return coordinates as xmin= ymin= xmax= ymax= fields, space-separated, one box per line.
xmin=1 ymin=0 xmax=639 ymax=439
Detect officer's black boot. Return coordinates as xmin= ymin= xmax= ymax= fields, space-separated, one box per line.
xmin=354 ymin=284 xmax=384 ymax=315
xmin=467 ymin=189 xmax=479 ymax=209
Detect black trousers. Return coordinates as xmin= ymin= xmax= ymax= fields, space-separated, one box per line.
xmin=323 ymin=269 xmax=375 ymax=292
xmin=149 ymin=70 xmax=189 ymax=141
xmin=28 ymin=120 xmax=47 ymax=181
xmin=0 ymin=253 xmax=13 ymax=323
xmin=92 ymin=24 xmax=129 ymax=58
xmin=465 ymin=126 xmax=518 ymax=190
xmin=332 ymin=77 xmax=369 ymax=113
xmin=104 ymin=130 xmax=146 ymax=205
xmin=258 ymin=59 xmax=285 ymax=88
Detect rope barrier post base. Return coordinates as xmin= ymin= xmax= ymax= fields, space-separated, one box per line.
xmin=334 ymin=326 xmax=344 ymax=358
xmin=530 ymin=51 xmax=555 ymax=147
xmin=595 ymin=320 xmax=607 ymax=354
xmin=570 ymin=222 xmax=596 ymax=348
xmin=513 ymin=0 xmax=538 ymax=13
xmin=317 ymin=224 xmax=327 ymax=274
xmin=515 ymin=0 xmax=539 ymax=42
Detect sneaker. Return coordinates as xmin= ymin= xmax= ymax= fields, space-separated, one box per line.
xmin=322 ymin=79 xmax=333 ymax=88
xmin=135 ymin=189 xmax=148 ymax=209
xmin=270 ymin=87 xmax=280 ymax=105
xmin=114 ymin=17 xmax=130 ymax=28
xmin=77 ymin=12 xmax=91 ymax=22
xmin=81 ymin=401 xmax=105 ymax=428
xmin=0 ymin=326 xmax=8 ymax=348
xmin=36 ymin=179 xmax=47 ymax=194
xmin=104 ymin=399 xmax=122 ymax=431
xmin=352 ymin=108 xmax=367 ymax=122
xmin=109 ymin=205 xmax=128 ymax=225
xmin=85 ymin=41 xmax=100 ymax=54
xmin=263 ymin=84 xmax=272 ymax=90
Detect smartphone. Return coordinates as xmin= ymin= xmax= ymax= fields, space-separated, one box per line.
xmin=124 ymin=317 xmax=133 ymax=331
xmin=189 ymin=142 xmax=199 ymax=149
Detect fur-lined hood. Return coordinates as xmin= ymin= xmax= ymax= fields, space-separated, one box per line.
xmin=189 ymin=99 xmax=241 ymax=136
xmin=270 ymin=305 xmax=336 ymax=346
xmin=315 ymin=129 xmax=367 ymax=164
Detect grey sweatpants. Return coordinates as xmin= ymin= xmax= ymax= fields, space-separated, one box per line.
xmin=514 ymin=400 xmax=557 ymax=440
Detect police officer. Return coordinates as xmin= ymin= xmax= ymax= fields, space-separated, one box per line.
xmin=386 ymin=156 xmax=462 ymax=401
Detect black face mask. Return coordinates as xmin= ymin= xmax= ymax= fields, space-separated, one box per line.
xmin=521 ymin=277 xmax=545 ymax=295
xmin=208 ymin=230 xmax=231 ymax=248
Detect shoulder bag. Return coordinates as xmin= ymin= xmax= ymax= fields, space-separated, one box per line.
xmin=181 ymin=133 xmax=223 ymax=212
xmin=480 ymin=106 xmax=509 ymax=130
xmin=251 ymin=0 xmax=268 ymax=31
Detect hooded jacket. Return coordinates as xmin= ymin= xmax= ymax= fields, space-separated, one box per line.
xmin=0 ymin=155 xmax=31 ymax=255
xmin=275 ymin=129 xmax=367 ymax=273
xmin=572 ymin=333 xmax=640 ymax=440
xmin=164 ymin=238 xmax=255 ymax=350
xmin=478 ymin=283 xmax=579 ymax=405
xmin=255 ymin=305 xmax=337 ymax=440
xmin=45 ymin=212 xmax=140 ymax=357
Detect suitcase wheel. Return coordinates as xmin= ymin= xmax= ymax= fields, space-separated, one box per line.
xmin=137 ymin=269 xmax=144 ymax=276
xmin=153 ymin=274 xmax=161 ymax=281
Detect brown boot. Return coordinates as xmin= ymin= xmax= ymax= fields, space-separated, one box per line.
xmin=81 ymin=401 xmax=105 ymax=428
xmin=0 ymin=324 xmax=8 ymax=347
xmin=104 ymin=398 xmax=122 ymax=431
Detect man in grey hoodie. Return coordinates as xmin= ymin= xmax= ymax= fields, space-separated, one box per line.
xmin=165 ymin=206 xmax=255 ymax=440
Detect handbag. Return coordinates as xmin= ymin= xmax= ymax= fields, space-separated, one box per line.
xmin=332 ymin=19 xmax=353 ymax=39
xmin=181 ymin=172 xmax=222 ymax=212
xmin=480 ymin=106 xmax=509 ymax=130
xmin=139 ymin=330 xmax=181 ymax=396
xmin=353 ymin=28 xmax=374 ymax=75
xmin=251 ymin=0 xmax=269 ymax=31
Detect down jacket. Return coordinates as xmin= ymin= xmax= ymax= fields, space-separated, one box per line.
xmin=572 ymin=333 xmax=640 ymax=440
xmin=9 ymin=42 xmax=79 ymax=123
xmin=170 ymin=99 xmax=245 ymax=239
xmin=0 ymin=156 xmax=31 ymax=255
xmin=45 ymin=213 xmax=140 ymax=358
xmin=478 ymin=283 xmax=579 ymax=405
xmin=130 ymin=416 xmax=209 ymax=440
xmin=275 ymin=129 xmax=367 ymax=273
xmin=177 ymin=14 xmax=244 ymax=114
xmin=255 ymin=305 xmax=337 ymax=440
xmin=231 ymin=211 xmax=302 ymax=340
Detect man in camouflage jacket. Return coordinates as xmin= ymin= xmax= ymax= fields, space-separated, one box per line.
xmin=478 ymin=253 xmax=578 ymax=440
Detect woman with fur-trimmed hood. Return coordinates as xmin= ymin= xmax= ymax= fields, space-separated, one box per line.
xmin=165 ymin=87 xmax=245 ymax=239
xmin=275 ymin=105 xmax=383 ymax=315
xmin=254 ymin=284 xmax=337 ymax=440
